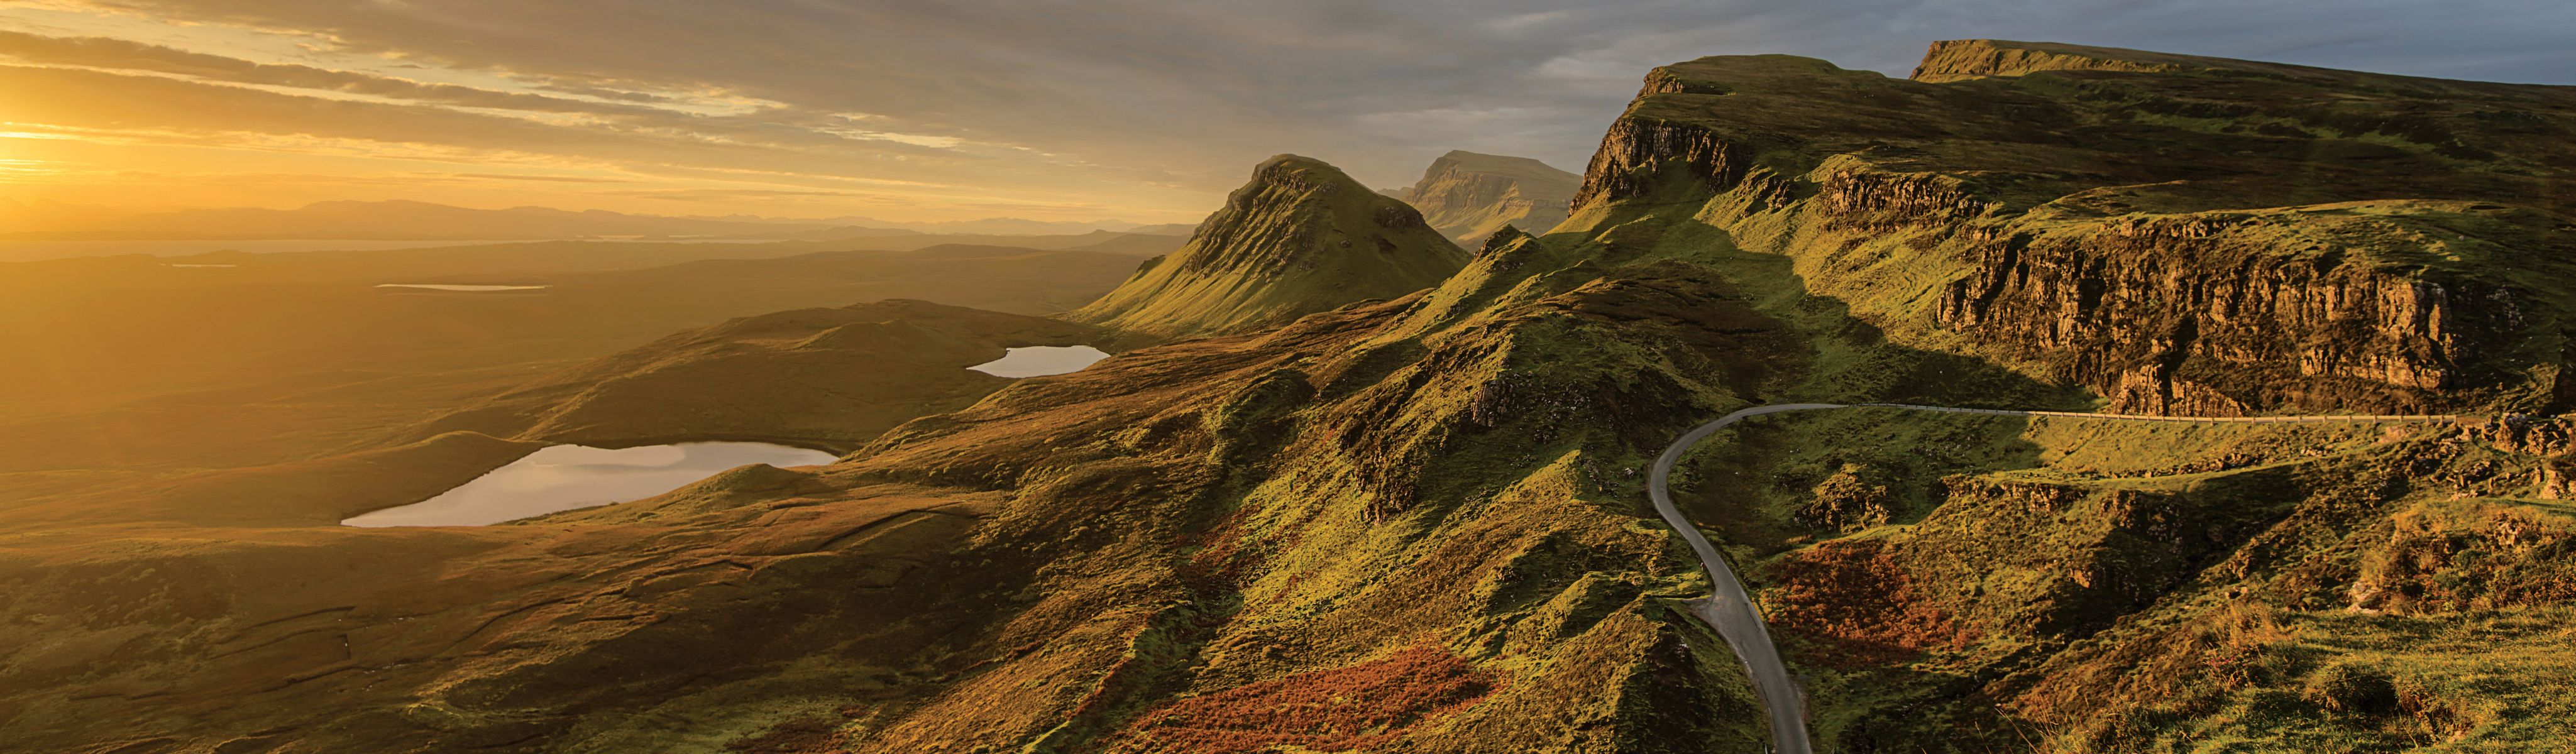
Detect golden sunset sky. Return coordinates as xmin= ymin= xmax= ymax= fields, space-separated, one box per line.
xmin=0 ymin=1 xmax=1272 ymax=222
xmin=2 ymin=0 xmax=2566 ymax=224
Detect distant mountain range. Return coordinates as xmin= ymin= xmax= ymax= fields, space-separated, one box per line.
xmin=0 ymin=198 xmax=1192 ymax=241
xmin=800 ymin=216 xmax=1199 ymax=236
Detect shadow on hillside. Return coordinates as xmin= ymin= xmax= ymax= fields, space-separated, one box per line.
xmin=1618 ymin=212 xmax=2077 ymax=559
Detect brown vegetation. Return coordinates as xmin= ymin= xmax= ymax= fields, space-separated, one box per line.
xmin=1764 ymin=539 xmax=1966 ymax=667
xmin=1094 ymin=643 xmax=1498 ymax=753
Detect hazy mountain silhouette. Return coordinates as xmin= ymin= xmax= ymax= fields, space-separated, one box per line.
xmin=0 ymin=199 xmax=1174 ymax=241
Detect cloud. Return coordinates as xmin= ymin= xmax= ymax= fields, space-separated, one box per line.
xmin=0 ymin=62 xmax=1186 ymax=216
xmin=0 ymin=30 xmax=666 ymax=116
xmin=6 ymin=0 xmax=2570 ymax=217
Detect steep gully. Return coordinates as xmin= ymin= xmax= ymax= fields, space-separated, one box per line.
xmin=1648 ymin=403 xmax=2461 ymax=754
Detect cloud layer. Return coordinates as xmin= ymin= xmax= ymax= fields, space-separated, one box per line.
xmin=1 ymin=0 xmax=2568 ymax=220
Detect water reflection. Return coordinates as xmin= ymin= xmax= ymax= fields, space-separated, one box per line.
xmin=967 ymin=345 xmax=1110 ymax=377
xmin=343 ymin=442 xmax=836 ymax=527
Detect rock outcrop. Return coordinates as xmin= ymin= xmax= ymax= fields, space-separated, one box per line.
xmin=1573 ymin=40 xmax=2576 ymax=415
xmin=1394 ymin=150 xmax=1582 ymax=243
xmin=1069 ymin=155 xmax=1468 ymax=338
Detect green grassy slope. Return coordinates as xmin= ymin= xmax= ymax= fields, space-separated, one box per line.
xmin=1070 ymin=155 xmax=1470 ymax=339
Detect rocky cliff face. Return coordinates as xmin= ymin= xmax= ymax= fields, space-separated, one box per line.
xmin=1572 ymin=117 xmax=1756 ymax=209
xmin=1910 ymin=38 xmax=2194 ymax=82
xmin=1069 ymin=155 xmax=1468 ymax=338
xmin=1575 ymin=41 xmax=2576 ymax=415
xmin=1928 ymin=210 xmax=2513 ymax=415
xmin=1395 ymin=150 xmax=1582 ymax=244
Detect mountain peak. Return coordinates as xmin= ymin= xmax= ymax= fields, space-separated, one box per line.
xmin=1240 ymin=153 xmax=1357 ymax=197
xmin=1423 ymin=150 xmax=1571 ymax=182
xmin=1394 ymin=150 xmax=1579 ymax=243
xmin=1068 ymin=155 xmax=1467 ymax=338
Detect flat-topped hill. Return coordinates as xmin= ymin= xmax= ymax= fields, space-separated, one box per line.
xmin=1394 ymin=150 xmax=1582 ymax=244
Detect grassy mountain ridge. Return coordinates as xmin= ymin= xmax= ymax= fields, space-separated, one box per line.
xmin=1070 ymin=155 xmax=1470 ymax=339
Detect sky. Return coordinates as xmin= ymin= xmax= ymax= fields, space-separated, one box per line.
xmin=1 ymin=0 xmax=2569 ymax=223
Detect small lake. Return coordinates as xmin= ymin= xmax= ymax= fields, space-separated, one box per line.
xmin=968 ymin=345 xmax=1111 ymax=377
xmin=376 ymin=283 xmax=552 ymax=292
xmin=342 ymin=442 xmax=838 ymax=527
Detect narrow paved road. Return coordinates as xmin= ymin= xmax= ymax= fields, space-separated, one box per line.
xmin=1647 ymin=403 xmax=2460 ymax=754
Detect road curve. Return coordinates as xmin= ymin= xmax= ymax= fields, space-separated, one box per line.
xmin=1647 ymin=403 xmax=2460 ymax=754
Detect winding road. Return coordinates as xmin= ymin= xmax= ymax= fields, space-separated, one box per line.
xmin=1647 ymin=402 xmax=2461 ymax=754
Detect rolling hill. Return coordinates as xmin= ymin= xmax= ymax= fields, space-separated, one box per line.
xmin=403 ymin=299 xmax=1110 ymax=453
xmin=1069 ymin=155 xmax=1468 ymax=338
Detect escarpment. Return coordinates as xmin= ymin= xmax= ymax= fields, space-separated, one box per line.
xmin=1813 ymin=167 xmax=1993 ymax=231
xmin=1910 ymin=38 xmax=2194 ymax=82
xmin=1070 ymin=155 xmax=1469 ymax=339
xmin=1572 ymin=117 xmax=1755 ymax=209
xmin=1573 ymin=40 xmax=2576 ymax=415
xmin=1931 ymin=212 xmax=2511 ymax=415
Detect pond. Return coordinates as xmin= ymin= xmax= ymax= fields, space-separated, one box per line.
xmin=967 ymin=345 xmax=1111 ymax=378
xmin=342 ymin=442 xmax=838 ymax=527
